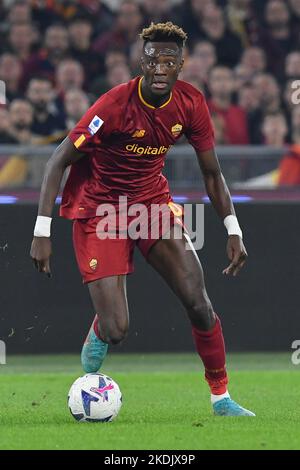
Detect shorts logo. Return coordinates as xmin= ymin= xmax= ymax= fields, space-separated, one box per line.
xmin=171 ymin=123 xmax=183 ymax=137
xmin=88 ymin=115 xmax=103 ymax=136
xmin=132 ymin=129 xmax=146 ymax=138
xmin=89 ymin=258 xmax=98 ymax=270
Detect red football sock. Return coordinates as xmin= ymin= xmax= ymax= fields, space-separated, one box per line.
xmin=192 ymin=314 xmax=228 ymax=395
xmin=93 ymin=314 xmax=101 ymax=339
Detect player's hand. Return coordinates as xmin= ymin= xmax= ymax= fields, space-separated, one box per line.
xmin=222 ymin=235 xmax=248 ymax=277
xmin=30 ymin=237 xmax=52 ymax=278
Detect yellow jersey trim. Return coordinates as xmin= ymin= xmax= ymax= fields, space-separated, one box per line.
xmin=138 ymin=77 xmax=172 ymax=110
xmin=74 ymin=134 xmax=86 ymax=149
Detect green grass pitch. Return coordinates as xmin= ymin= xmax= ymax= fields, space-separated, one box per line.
xmin=0 ymin=353 xmax=299 ymax=450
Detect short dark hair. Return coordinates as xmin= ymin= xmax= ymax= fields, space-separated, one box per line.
xmin=68 ymin=13 xmax=93 ymax=26
xmin=140 ymin=22 xmax=187 ymax=49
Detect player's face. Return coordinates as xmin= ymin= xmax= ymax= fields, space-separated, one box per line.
xmin=141 ymin=41 xmax=184 ymax=97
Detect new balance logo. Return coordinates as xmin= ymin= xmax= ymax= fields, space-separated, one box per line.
xmin=132 ymin=129 xmax=146 ymax=138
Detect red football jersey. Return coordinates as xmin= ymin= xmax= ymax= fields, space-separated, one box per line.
xmin=60 ymin=76 xmax=214 ymax=219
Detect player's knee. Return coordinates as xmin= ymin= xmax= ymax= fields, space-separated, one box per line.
xmin=187 ymin=299 xmax=215 ymax=331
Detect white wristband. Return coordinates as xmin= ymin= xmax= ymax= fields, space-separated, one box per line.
xmin=34 ymin=216 xmax=52 ymax=237
xmin=224 ymin=215 xmax=243 ymax=239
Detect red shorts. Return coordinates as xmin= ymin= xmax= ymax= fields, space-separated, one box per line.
xmin=72 ymin=196 xmax=184 ymax=283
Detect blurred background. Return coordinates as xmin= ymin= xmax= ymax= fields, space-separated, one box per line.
xmin=1 ymin=0 xmax=300 ymax=191
xmin=0 ymin=0 xmax=299 ymax=356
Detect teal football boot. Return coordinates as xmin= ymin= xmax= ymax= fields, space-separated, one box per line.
xmin=213 ymin=398 xmax=255 ymax=416
xmin=81 ymin=316 xmax=108 ymax=373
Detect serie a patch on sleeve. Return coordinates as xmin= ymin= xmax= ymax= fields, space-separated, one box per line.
xmin=88 ymin=115 xmax=104 ymax=136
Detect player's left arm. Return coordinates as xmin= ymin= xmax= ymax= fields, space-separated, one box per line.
xmin=196 ymin=147 xmax=248 ymax=277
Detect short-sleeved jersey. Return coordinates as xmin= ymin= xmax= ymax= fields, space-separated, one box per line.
xmin=60 ymin=76 xmax=214 ymax=219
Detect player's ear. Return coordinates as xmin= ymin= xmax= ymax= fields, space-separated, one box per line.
xmin=179 ymin=58 xmax=184 ymax=73
xmin=140 ymin=56 xmax=146 ymax=73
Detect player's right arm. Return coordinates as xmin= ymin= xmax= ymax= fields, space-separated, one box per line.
xmin=30 ymin=91 xmax=120 ymax=276
xmin=30 ymin=137 xmax=84 ymax=276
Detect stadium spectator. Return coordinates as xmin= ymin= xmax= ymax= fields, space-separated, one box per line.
xmin=0 ymin=104 xmax=28 ymax=188
xmin=8 ymin=98 xmax=34 ymax=144
xmin=234 ymin=63 xmax=253 ymax=90
xmin=283 ymin=79 xmax=297 ymax=117
xmin=278 ymin=145 xmax=300 ymax=186
xmin=238 ymin=83 xmax=262 ymax=143
xmin=78 ymin=0 xmax=115 ymax=37
xmin=289 ymin=0 xmax=300 ymax=16
xmin=259 ymin=0 xmax=295 ymax=79
xmin=106 ymin=63 xmax=132 ymax=91
xmin=31 ymin=1 xmax=61 ymax=30
xmin=0 ymin=0 xmax=6 ymax=20
xmin=211 ymin=112 xmax=227 ymax=144
xmin=64 ymin=88 xmax=90 ymax=130
xmin=261 ymin=112 xmax=288 ymax=146
xmin=238 ymin=83 xmax=260 ymax=113
xmin=196 ymin=3 xmax=243 ymax=66
xmin=129 ymin=39 xmax=144 ymax=76
xmin=26 ymin=76 xmax=65 ymax=136
xmin=90 ymin=49 xmax=130 ymax=97
xmin=142 ymin=0 xmax=173 ymax=24
xmin=55 ymin=59 xmax=85 ymax=95
xmin=50 ymin=0 xmax=87 ymax=22
xmin=179 ymin=56 xmax=207 ymax=91
xmin=0 ymin=53 xmax=23 ymax=102
xmin=0 ymin=106 xmax=18 ymax=144
xmin=285 ymin=52 xmax=300 ymax=79
xmin=278 ymin=107 xmax=300 ymax=185
xmin=240 ymin=46 xmax=267 ymax=75
xmin=8 ymin=23 xmax=36 ymax=62
xmin=105 ymin=49 xmax=128 ymax=72
xmin=172 ymin=0 xmax=216 ymax=42
xmin=288 ymin=0 xmax=300 ymax=33
xmin=291 ymin=105 xmax=300 ymax=144
xmin=7 ymin=1 xmax=32 ymax=25
xmin=225 ymin=0 xmax=260 ymax=46
xmin=208 ymin=66 xmax=249 ymax=144
xmin=0 ymin=0 xmax=298 ymax=150
xmin=21 ymin=24 xmax=70 ymax=88
xmin=192 ymin=40 xmax=217 ymax=78
xmin=93 ymin=0 xmax=144 ymax=56
xmin=68 ymin=14 xmax=104 ymax=82
xmin=233 ymin=64 xmax=253 ymax=92
xmin=252 ymin=73 xmax=282 ymax=114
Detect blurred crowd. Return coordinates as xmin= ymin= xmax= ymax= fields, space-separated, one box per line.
xmin=0 ymin=0 xmax=299 ymax=151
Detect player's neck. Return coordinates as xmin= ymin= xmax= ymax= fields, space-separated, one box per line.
xmin=141 ymin=78 xmax=171 ymax=108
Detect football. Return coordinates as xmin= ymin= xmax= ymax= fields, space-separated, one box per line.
xmin=68 ymin=373 xmax=122 ymax=423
